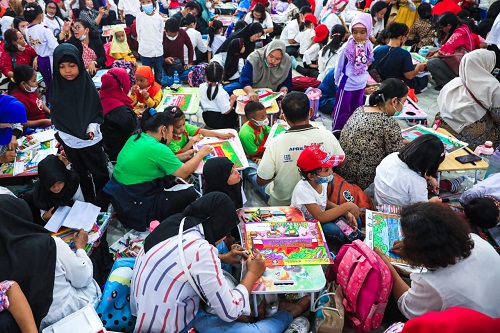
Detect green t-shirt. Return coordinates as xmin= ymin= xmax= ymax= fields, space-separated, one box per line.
xmin=113 ymin=134 xmax=183 ymax=185
xmin=238 ymin=121 xmax=271 ymax=156
xmin=167 ymin=123 xmax=201 ymax=154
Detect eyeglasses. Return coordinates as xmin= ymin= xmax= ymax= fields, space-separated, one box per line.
xmin=72 ymin=25 xmax=83 ymax=31
xmin=46 ymin=5 xmax=57 ymax=9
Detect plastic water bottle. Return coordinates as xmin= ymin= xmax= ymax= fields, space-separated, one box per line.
xmin=474 ymin=141 xmax=494 ymax=164
xmin=173 ymin=70 xmax=180 ymax=84
xmin=484 ymin=146 xmax=500 ymax=179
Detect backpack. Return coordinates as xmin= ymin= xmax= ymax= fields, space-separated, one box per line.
xmin=188 ymin=63 xmax=208 ymax=87
xmin=328 ymin=240 xmax=393 ymax=332
xmin=95 ymin=258 xmax=137 ymax=333
xmin=292 ymin=76 xmax=321 ymax=92
xmin=103 ymin=42 xmax=115 ymax=67
xmin=327 ymin=173 xmax=375 ymax=222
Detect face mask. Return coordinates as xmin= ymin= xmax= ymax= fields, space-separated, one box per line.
xmin=142 ymin=4 xmax=154 ymax=14
xmin=166 ymin=34 xmax=178 ymax=41
xmin=24 ymin=83 xmax=37 ymax=93
xmin=314 ymin=173 xmax=333 ymax=184
xmin=46 ymin=13 xmax=55 ymax=18
xmin=16 ymin=44 xmax=25 ymax=51
xmin=19 ymin=28 xmax=27 ymax=35
xmin=86 ymin=5 xmax=92 ymax=9
xmin=79 ymin=34 xmax=87 ymax=41
xmin=264 ymin=58 xmax=271 ymax=67
xmin=253 ymin=118 xmax=269 ymax=127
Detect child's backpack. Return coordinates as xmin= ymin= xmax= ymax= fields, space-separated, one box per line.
xmin=292 ymin=76 xmax=321 ymax=92
xmin=111 ymin=60 xmax=138 ymax=86
xmin=305 ymin=87 xmax=322 ymax=120
xmin=103 ymin=42 xmax=115 ymax=67
xmin=95 ymin=258 xmax=137 ymax=333
xmin=328 ymin=240 xmax=393 ymax=332
xmin=188 ymin=63 xmax=208 ymax=87
xmin=327 ymin=173 xmax=375 ymax=222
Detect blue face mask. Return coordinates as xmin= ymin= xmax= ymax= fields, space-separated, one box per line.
xmin=142 ymin=3 xmax=154 ymax=14
xmin=314 ymin=173 xmax=333 ymax=184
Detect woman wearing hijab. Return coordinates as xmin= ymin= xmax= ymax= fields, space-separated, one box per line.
xmin=435 ymin=49 xmax=500 ymax=149
xmin=216 ymin=22 xmax=264 ymax=59
xmin=131 ymin=192 xmax=309 ymax=333
xmin=50 ymin=43 xmax=110 ymax=201
xmin=0 ymin=195 xmax=101 ymax=331
xmin=99 ymin=67 xmax=138 ymax=162
xmin=203 ymin=157 xmax=244 ymax=209
xmin=0 ymin=95 xmax=26 ymax=164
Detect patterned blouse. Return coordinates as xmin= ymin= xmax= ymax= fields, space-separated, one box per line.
xmin=409 ymin=18 xmax=435 ymax=50
xmin=81 ymin=43 xmax=97 ymax=69
xmin=337 ymin=106 xmax=404 ymax=190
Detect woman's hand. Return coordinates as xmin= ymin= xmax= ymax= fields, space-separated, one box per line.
xmin=88 ymin=61 xmax=97 ymax=75
xmin=178 ymin=149 xmax=195 ymax=161
xmin=219 ymin=244 xmax=249 ymax=264
xmin=164 ymin=57 xmax=175 ymax=65
xmin=248 ymin=92 xmax=259 ymax=102
xmin=73 ymin=229 xmax=89 ymax=250
xmin=32 ymin=57 xmax=38 ymax=71
xmin=429 ymin=195 xmax=442 ymax=203
xmin=42 ymin=207 xmax=55 ymax=222
xmin=279 ymin=86 xmax=288 ymax=96
xmin=198 ymin=145 xmax=214 ymax=157
xmin=426 ymin=49 xmax=439 ymax=59
xmin=8 ymin=136 xmax=18 ymax=151
xmin=98 ymin=6 xmax=106 ymax=15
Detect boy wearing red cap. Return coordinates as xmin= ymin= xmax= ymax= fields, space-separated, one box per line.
xmin=291 ymin=144 xmax=360 ymax=244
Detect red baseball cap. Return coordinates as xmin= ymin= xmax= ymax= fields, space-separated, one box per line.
xmin=297 ymin=144 xmax=344 ymax=171
xmin=314 ymin=24 xmax=329 ymax=43
xmin=303 ymin=14 xmax=317 ymax=25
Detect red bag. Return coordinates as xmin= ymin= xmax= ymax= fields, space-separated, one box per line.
xmin=292 ymin=76 xmax=321 ymax=92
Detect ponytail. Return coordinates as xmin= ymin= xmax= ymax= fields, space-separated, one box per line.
xmin=322 ymin=24 xmax=346 ymax=57
xmin=368 ymin=78 xmax=408 ymax=107
xmin=208 ymin=20 xmax=223 ymax=47
xmin=135 ymin=108 xmax=174 ymax=140
xmin=8 ymin=64 xmax=35 ymax=94
xmin=205 ymin=62 xmax=223 ymax=101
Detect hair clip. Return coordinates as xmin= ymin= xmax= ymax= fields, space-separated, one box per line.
xmin=171 ymin=107 xmax=178 ymax=113
xmin=208 ymin=21 xmax=213 ymax=27
xmin=25 ymin=7 xmax=35 ymax=11
xmin=380 ymin=93 xmax=385 ymax=103
xmin=149 ymin=108 xmax=157 ymax=116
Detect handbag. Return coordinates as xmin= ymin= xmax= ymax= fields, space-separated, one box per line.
xmin=368 ymin=47 xmax=395 ymax=83
xmin=440 ymin=32 xmax=473 ymax=75
xmin=313 ymin=282 xmax=345 ymax=333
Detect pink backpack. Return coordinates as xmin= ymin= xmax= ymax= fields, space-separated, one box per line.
xmin=330 ymin=240 xmax=393 ymax=332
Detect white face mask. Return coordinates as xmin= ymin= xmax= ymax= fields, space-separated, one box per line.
xmin=24 ymin=83 xmax=37 ymax=93
xmin=253 ymin=118 xmax=269 ymax=127
xmin=166 ymin=34 xmax=178 ymax=41
xmin=46 ymin=13 xmax=55 ymax=18
xmin=16 ymin=44 xmax=25 ymax=51
xmin=19 ymin=28 xmax=27 ymax=35
xmin=79 ymin=34 xmax=87 ymax=41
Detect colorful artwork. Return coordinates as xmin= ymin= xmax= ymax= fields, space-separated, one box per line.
xmin=249 ymin=265 xmax=326 ymax=292
xmin=410 ymin=52 xmax=428 ymax=65
xmin=160 ymin=93 xmax=196 ymax=112
xmin=197 ymin=140 xmax=244 ymax=168
xmin=264 ymin=123 xmax=287 ymax=148
xmin=401 ymin=125 xmax=468 ymax=154
xmin=237 ymin=89 xmax=281 ymax=108
xmin=393 ymin=98 xmax=427 ymax=120
xmin=237 ymin=207 xmax=306 ymax=223
xmin=244 ymin=222 xmax=333 ymax=266
xmin=365 ymin=210 xmax=405 ymax=264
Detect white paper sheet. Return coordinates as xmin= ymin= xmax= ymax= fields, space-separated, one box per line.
xmin=45 ymin=206 xmax=72 ymax=232
xmin=63 ymin=201 xmax=100 ymax=231
xmin=32 ymin=129 xmax=56 ymax=143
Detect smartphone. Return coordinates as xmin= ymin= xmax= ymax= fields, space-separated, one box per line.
xmin=335 ymin=217 xmax=361 ymax=242
xmin=455 ymin=155 xmax=482 ymax=164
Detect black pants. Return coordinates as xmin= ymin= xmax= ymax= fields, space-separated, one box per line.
xmin=296 ymin=64 xmax=319 ymax=78
xmin=101 ymin=107 xmax=138 ymax=162
xmin=286 ymin=45 xmax=299 ymax=58
xmin=56 ymin=134 xmax=110 ymax=201
xmin=202 ymin=110 xmax=238 ymax=129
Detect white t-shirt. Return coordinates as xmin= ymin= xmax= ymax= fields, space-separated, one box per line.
xmin=118 ymin=0 xmax=141 ymax=16
xmin=184 ymin=27 xmax=208 ymax=63
xmin=297 ymin=28 xmax=315 ymax=55
xmin=303 ymin=43 xmax=321 ymax=65
xmin=291 ymin=180 xmax=328 ymax=221
xmin=280 ymin=19 xmax=300 ymax=46
xmin=136 ymin=12 xmax=164 ymax=58
xmin=199 ymin=82 xmax=231 ymax=113
xmin=244 ymin=12 xmax=274 ymax=30
xmin=321 ymin=11 xmax=342 ymax=32
xmin=372 ymin=18 xmax=385 ymax=37
xmin=25 ymin=24 xmax=59 ymax=58
xmin=317 ymin=46 xmax=341 ymax=81
xmin=211 ymin=52 xmax=244 ymax=81
xmin=59 ymin=1 xmax=73 ymax=19
xmin=44 ymin=15 xmax=64 ymax=37
xmin=208 ymin=34 xmax=226 ymax=53
xmin=374 ymin=152 xmax=428 ymax=206
xmin=398 ymin=234 xmax=500 ymax=319
xmin=257 ymin=126 xmax=344 ymax=206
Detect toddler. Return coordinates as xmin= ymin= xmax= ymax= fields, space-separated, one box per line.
xmin=109 ymin=25 xmax=136 ymax=62
xmin=130 ymin=65 xmax=162 ymax=113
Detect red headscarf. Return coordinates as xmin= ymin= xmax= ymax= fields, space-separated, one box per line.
xmin=135 ymin=65 xmax=161 ymax=105
xmin=99 ymin=68 xmax=133 ymax=115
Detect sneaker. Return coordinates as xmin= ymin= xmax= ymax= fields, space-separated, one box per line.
xmin=284 ymin=316 xmax=310 ymax=333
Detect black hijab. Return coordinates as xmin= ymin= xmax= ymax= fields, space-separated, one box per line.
xmin=223 ymin=38 xmax=244 ymax=82
xmin=0 ymin=195 xmax=56 ymax=327
xmin=50 ymin=43 xmax=104 ymax=140
xmin=144 ymin=192 xmax=238 ymax=252
xmin=32 ymin=155 xmax=81 ymax=211
xmin=216 ymin=22 xmax=264 ymax=58
xmin=203 ymin=157 xmax=243 ymax=209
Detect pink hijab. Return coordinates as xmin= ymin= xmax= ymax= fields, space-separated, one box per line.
xmin=99 ymin=68 xmax=133 ymax=115
xmin=344 ymin=12 xmax=373 ymax=75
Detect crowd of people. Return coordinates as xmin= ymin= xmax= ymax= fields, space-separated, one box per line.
xmin=1 ymin=0 xmax=500 ymax=332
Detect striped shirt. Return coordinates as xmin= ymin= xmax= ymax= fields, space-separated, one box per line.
xmin=130 ymin=225 xmax=250 ymax=333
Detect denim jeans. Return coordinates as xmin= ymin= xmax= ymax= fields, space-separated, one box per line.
xmin=161 ymin=67 xmax=194 ymax=86
xmin=243 ymin=160 xmax=269 ymax=201
xmin=192 ymin=308 xmax=293 ymax=333
xmin=140 ymin=55 xmax=164 ymax=84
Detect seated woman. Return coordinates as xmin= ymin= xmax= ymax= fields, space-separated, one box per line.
xmin=243 ymin=3 xmax=274 ymax=43
xmin=376 ymin=202 xmax=500 ymax=320
xmin=0 ymin=29 xmax=38 ymax=79
xmin=225 ymin=40 xmax=292 ymax=98
xmin=337 ymin=78 xmax=407 ymax=191
xmin=216 ymin=22 xmax=264 ymax=60
xmin=44 ymin=0 xmax=65 ymax=38
xmin=426 ymin=12 xmax=477 ymax=90
xmin=374 ymin=134 xmax=444 ymax=207
xmin=9 ymin=64 xmax=51 ymax=129
xmin=131 ymin=192 xmax=310 ymax=333
xmin=407 ymin=3 xmax=435 ymax=51
xmin=212 ymin=38 xmax=245 ymax=88
xmin=0 ymin=195 xmax=101 ymax=331
xmin=371 ymin=23 xmax=427 ymax=93
xmin=78 ymin=0 xmax=110 ymax=31
xmin=99 ymin=67 xmax=138 ymax=162
xmin=67 ymin=19 xmax=106 ymax=75
xmin=103 ymin=109 xmax=213 ymax=231
xmin=435 ymin=49 xmax=500 ymax=149
xmin=0 ymin=95 xmax=26 ymax=164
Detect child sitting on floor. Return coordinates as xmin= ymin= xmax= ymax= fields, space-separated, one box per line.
xmin=130 ymin=66 xmax=162 ymax=114
xmin=463 ymin=197 xmax=500 ymax=236
xmin=238 ymin=101 xmax=270 ymax=199
xmin=0 ymin=280 xmax=38 ymax=333
xmin=167 ymin=106 xmax=234 ymax=161
xmin=291 ymin=144 xmax=360 ymax=244
xmin=109 ymin=25 xmax=136 ymax=62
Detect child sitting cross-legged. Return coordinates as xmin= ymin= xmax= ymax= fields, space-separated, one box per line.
xmin=238 ymin=101 xmax=270 ymax=199
xmin=130 ymin=66 xmax=162 ymax=114
xmin=291 ymin=144 xmax=360 ymax=245
xmin=167 ymin=106 xmax=235 ymax=162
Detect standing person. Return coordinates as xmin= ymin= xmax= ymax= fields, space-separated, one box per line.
xmin=118 ymin=0 xmax=141 ymax=26
xmin=24 ymin=3 xmax=59 ymax=104
xmin=332 ymin=12 xmax=373 ymax=131
xmin=50 ymin=43 xmax=109 ymax=201
xmin=136 ymin=0 xmax=164 ymax=84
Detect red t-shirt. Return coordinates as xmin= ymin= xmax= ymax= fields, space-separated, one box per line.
xmin=10 ymin=87 xmax=45 ymax=121
xmin=0 ymin=44 xmax=38 ymax=77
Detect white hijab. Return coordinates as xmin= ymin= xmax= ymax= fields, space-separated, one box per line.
xmin=437 ymin=49 xmax=500 ymax=133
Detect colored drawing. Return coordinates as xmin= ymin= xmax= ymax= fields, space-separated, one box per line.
xmin=244 ymin=222 xmax=333 ymax=266
xmin=401 ymin=125 xmax=468 ymax=154
xmin=237 ymin=89 xmax=281 ymax=108
xmin=249 ymin=265 xmax=326 ymax=292
xmin=365 ymin=210 xmax=405 ymax=264
xmin=197 ymin=140 xmax=243 ymax=168
xmin=410 ymin=52 xmax=428 ymax=65
xmin=237 ymin=206 xmax=306 ymax=223
xmin=161 ymin=93 xmax=196 ymax=112
xmin=264 ymin=123 xmax=287 ymax=148
xmin=393 ymin=98 xmax=427 ymax=120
